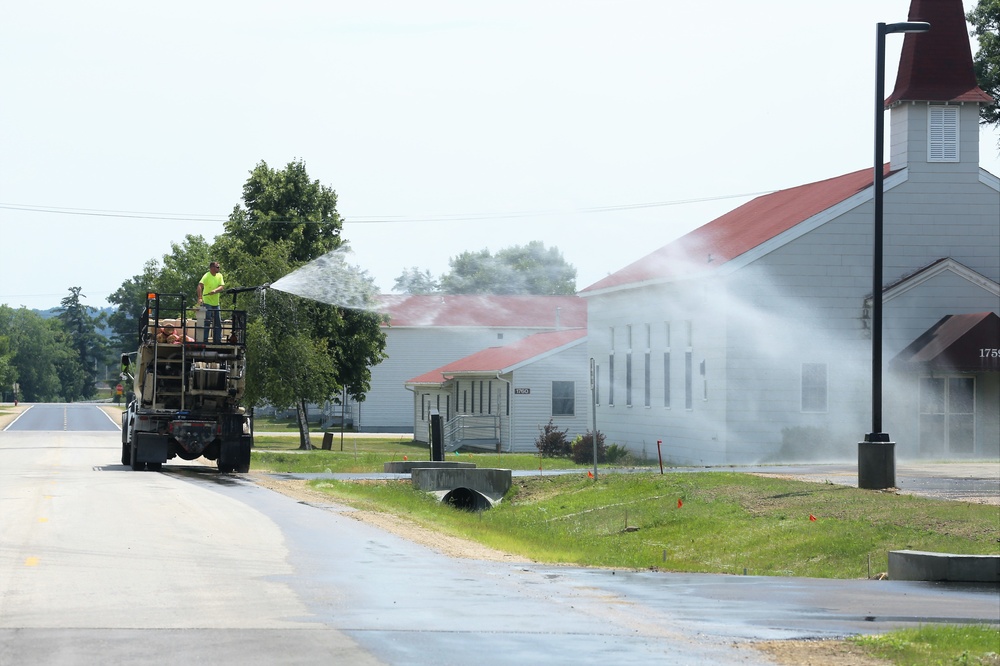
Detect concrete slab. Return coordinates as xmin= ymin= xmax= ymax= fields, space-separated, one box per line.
xmin=383 ymin=460 xmax=476 ymax=473
xmin=889 ymin=550 xmax=1000 ymax=583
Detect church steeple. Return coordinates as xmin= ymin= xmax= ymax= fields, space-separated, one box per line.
xmin=886 ymin=0 xmax=992 ymax=105
xmin=887 ymin=0 xmax=994 ymax=172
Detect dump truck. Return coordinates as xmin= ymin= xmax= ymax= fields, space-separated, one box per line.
xmin=120 ymin=292 xmax=253 ymax=472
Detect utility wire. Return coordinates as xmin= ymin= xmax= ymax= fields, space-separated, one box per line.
xmin=0 ymin=190 xmax=773 ymax=225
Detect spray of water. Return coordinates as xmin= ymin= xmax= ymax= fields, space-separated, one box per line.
xmin=270 ymin=247 xmax=380 ymax=312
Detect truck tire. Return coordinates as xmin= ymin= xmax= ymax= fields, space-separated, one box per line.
xmin=121 ymin=442 xmax=130 ymax=466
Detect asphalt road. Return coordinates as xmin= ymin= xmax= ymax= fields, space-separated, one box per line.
xmin=1 ymin=404 xmax=997 ymax=665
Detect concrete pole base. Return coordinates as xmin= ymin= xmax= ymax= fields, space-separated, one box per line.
xmin=858 ymin=440 xmax=896 ymax=489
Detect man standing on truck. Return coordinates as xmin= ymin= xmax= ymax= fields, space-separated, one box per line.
xmin=197 ymin=261 xmax=225 ymax=343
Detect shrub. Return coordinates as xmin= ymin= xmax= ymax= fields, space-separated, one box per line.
xmin=571 ymin=430 xmax=606 ymax=464
xmin=604 ymin=443 xmax=632 ymax=465
xmin=535 ymin=419 xmax=571 ymax=458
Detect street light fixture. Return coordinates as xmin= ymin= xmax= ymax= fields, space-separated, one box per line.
xmin=860 ymin=20 xmax=930 ymax=490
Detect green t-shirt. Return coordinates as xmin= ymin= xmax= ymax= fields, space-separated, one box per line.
xmin=199 ymin=271 xmax=225 ymax=306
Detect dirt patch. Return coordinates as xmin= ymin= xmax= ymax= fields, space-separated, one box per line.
xmin=248 ymin=473 xmax=522 ymax=563
xmin=0 ymin=403 xmax=30 ymax=429
xmin=743 ymin=639 xmax=891 ymax=665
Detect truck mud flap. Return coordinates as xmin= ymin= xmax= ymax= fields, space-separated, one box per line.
xmin=218 ymin=435 xmax=252 ymax=473
xmin=134 ymin=432 xmax=169 ymax=464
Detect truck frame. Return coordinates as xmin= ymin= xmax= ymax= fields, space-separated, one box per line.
xmin=121 ymin=292 xmax=253 ymax=473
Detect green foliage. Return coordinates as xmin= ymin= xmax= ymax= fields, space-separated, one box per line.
xmin=0 ymin=306 xmax=67 ymax=401
xmin=571 ymin=430 xmax=606 ymax=464
xmin=216 ymin=160 xmax=386 ymax=449
xmin=535 ymin=419 xmax=571 ymax=458
xmin=55 ymin=287 xmax=108 ymax=400
xmin=969 ymin=0 xmax=1000 ymax=129
xmin=219 ymin=159 xmax=342 ymax=265
xmin=604 ymin=443 xmax=632 ymax=465
xmin=106 ymin=259 xmax=159 ymax=353
xmin=106 ymin=236 xmax=212 ymax=353
xmin=0 ymin=332 xmax=16 ymax=398
xmin=393 ymin=267 xmax=440 ymax=294
xmin=851 ymin=625 xmax=999 ymax=666
xmin=439 ymin=241 xmax=577 ymax=295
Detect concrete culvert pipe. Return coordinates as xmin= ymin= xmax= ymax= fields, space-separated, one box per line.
xmin=442 ymin=487 xmax=493 ymax=511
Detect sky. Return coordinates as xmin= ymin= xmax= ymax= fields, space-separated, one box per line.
xmin=2 ymin=0 xmax=998 ymax=311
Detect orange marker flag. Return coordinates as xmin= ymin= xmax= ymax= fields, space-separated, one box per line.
xmin=587 ymin=470 xmax=594 ymax=479
xmin=677 ymin=498 xmax=683 ymax=508
xmin=809 ymin=514 xmax=817 ymax=522
xmin=403 ymin=455 xmax=408 ymax=461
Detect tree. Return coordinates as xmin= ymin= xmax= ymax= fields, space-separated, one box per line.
xmin=106 ymin=236 xmax=214 ymax=354
xmin=107 ymin=260 xmax=159 ymax=354
xmin=217 ymin=160 xmax=387 ymax=449
xmin=0 ymin=307 xmax=64 ymax=401
xmin=392 ymin=267 xmax=440 ymax=294
xmin=969 ymin=0 xmax=1000 ymax=129
xmin=55 ymin=287 xmax=108 ymax=400
xmin=439 ymin=241 xmax=577 ymax=295
xmin=0 ymin=330 xmax=17 ymax=401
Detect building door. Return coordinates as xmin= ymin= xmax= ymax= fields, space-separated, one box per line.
xmin=918 ymin=376 xmax=975 ymax=457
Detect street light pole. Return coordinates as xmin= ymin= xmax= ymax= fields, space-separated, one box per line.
xmin=860 ymin=20 xmax=930 ymax=489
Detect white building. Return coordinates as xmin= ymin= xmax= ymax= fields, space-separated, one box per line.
xmin=350 ymin=294 xmax=585 ymax=432
xmin=405 ymin=328 xmax=590 ymax=452
xmin=580 ymin=0 xmax=999 ymax=465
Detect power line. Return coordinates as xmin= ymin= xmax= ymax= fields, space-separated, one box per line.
xmin=0 ymin=190 xmax=773 ymax=225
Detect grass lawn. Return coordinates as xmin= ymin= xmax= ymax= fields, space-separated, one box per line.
xmin=849 ymin=625 xmax=999 ymax=666
xmin=304 ymin=471 xmax=998 ymax=578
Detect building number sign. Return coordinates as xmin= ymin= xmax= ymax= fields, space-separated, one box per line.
xmin=514 ymin=388 xmax=531 ymax=395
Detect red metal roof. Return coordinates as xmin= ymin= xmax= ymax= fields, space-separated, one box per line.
xmin=886 ymin=0 xmax=993 ymax=105
xmin=582 ymin=166 xmax=888 ymax=293
xmin=377 ymin=294 xmax=586 ymax=328
xmin=891 ymin=312 xmax=1000 ymax=371
xmin=406 ymin=328 xmax=587 ymax=385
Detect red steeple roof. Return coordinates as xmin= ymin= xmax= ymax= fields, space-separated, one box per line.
xmin=885 ymin=0 xmax=993 ymax=105
xmin=581 ymin=166 xmax=890 ymax=294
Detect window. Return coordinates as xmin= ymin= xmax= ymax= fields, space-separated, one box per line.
xmin=421 ymin=394 xmax=427 ymax=420
xmin=928 ymin=106 xmax=959 ymax=162
xmin=644 ymin=352 xmax=651 ymax=407
xmin=684 ymin=351 xmax=693 ymax=409
xmin=801 ymin=363 xmax=827 ymax=412
xmin=663 ymin=352 xmax=671 ymax=408
xmin=626 ymin=352 xmax=633 ymax=407
xmin=665 ymin=321 xmax=671 ymax=348
xmin=608 ymin=354 xmax=615 ymax=406
xmin=626 ymin=324 xmax=632 ymax=350
xmin=919 ymin=377 xmax=975 ymax=456
xmin=685 ymin=320 xmax=693 ymax=347
xmin=552 ymin=381 xmax=575 ymax=416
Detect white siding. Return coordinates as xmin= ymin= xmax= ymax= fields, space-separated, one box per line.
xmin=356 ymin=326 xmax=556 ymax=432
xmin=586 ymin=121 xmax=999 ymax=464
